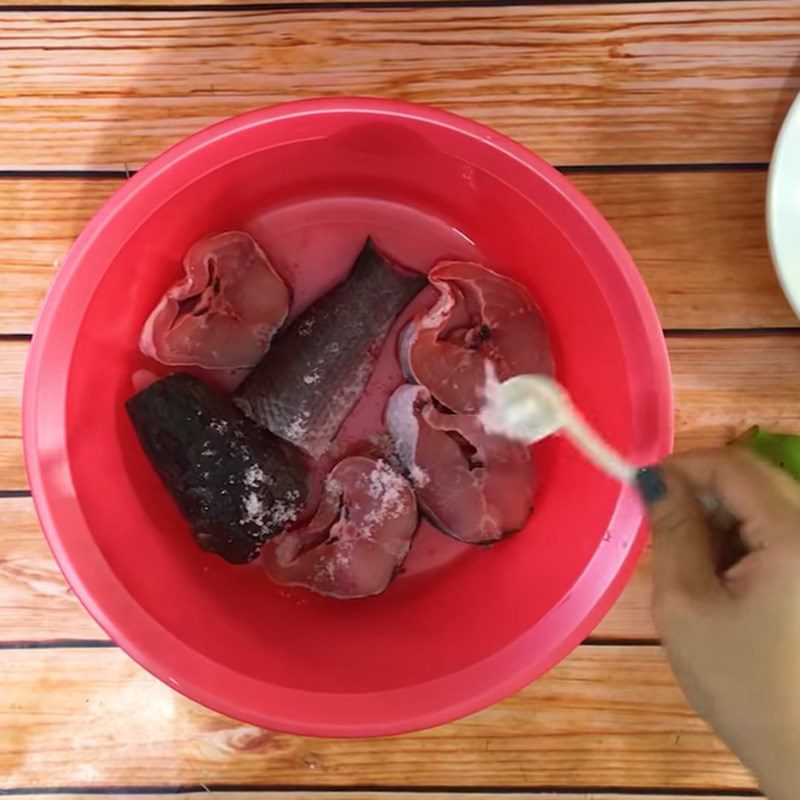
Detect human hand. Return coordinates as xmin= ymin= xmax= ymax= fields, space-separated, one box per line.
xmin=640 ymin=447 xmax=800 ymax=800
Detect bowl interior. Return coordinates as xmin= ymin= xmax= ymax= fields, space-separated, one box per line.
xmin=33 ymin=102 xmax=670 ymax=731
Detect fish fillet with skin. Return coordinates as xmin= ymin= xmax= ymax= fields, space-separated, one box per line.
xmin=386 ymin=384 xmax=534 ymax=544
xmin=126 ymin=373 xmax=307 ymax=564
xmin=140 ymin=232 xmax=289 ymax=369
xmin=263 ymin=457 xmax=418 ymax=599
xmin=400 ymin=261 xmax=554 ymax=413
xmin=236 ymin=238 xmax=426 ymax=458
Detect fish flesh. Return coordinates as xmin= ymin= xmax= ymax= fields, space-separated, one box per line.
xmin=236 ymin=238 xmax=426 ymax=457
xmin=265 ymin=457 xmax=418 ymax=599
xmin=386 ymin=384 xmax=533 ymax=544
xmin=263 ymin=456 xmax=418 ymax=599
xmin=127 ymin=373 xmax=307 ymax=564
xmin=400 ymin=261 xmax=553 ymax=413
xmin=140 ymin=232 xmax=289 ymax=369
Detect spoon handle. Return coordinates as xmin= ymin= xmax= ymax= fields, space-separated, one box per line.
xmin=560 ymin=404 xmax=638 ymax=484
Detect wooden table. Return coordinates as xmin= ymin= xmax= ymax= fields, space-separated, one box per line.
xmin=2 ymin=0 xmax=798 ymax=796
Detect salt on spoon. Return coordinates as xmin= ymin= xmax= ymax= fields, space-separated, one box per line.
xmin=480 ymin=371 xmax=638 ymax=485
xmin=482 ymin=374 xmax=746 ymax=555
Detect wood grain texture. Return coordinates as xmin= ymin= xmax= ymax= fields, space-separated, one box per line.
xmin=0 ymin=497 xmax=105 ymax=641
xmin=0 ymin=0 xmax=432 ymax=4
xmin=575 ymin=169 xmax=791 ymax=330
xmin=7 ymin=329 xmax=800 ymax=640
xmin=8 ymin=335 xmax=800 ymax=489
xmin=0 ymin=169 xmax=787 ymax=335
xmin=668 ymin=333 xmax=800 ymax=448
xmin=0 ymin=645 xmax=754 ymax=790
xmin=1 ymin=2 xmax=798 ymax=170
xmin=600 ymin=540 xmax=655 ymax=640
xmin=8 ymin=333 xmax=800 ymax=641
xmin=0 ymin=177 xmax=117 ymax=335
xmin=0 ymin=491 xmax=655 ymax=642
xmin=0 ymin=341 xmax=24 ymax=491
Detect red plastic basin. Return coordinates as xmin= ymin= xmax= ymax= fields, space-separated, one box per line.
xmin=23 ymin=98 xmax=672 ymax=737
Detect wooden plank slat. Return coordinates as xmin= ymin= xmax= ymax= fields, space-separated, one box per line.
xmin=668 ymin=334 xmax=800 ymax=449
xmin=0 ymin=491 xmax=652 ymax=642
xmin=0 ymin=0 xmax=385 ymax=3
xmin=0 ymin=478 xmax=656 ymax=643
xmin=6 ymin=333 xmax=800 ymax=641
xmin=0 ymin=169 xmax=789 ymax=335
xmin=0 ymin=501 xmax=653 ymax=642
xmin=1 ymin=177 xmax=117 ymax=335
xmin=8 ymin=335 xmax=800 ymax=489
xmin=0 ymin=340 xmax=24 ymax=490
xmin=0 ymin=646 xmax=755 ymax=791
xmin=0 ymin=0 xmax=441 ymax=4
xmin=0 ymin=497 xmax=105 ymax=641
xmin=1 ymin=2 xmax=798 ymax=170
xmin=576 ymin=170 xmax=791 ymax=331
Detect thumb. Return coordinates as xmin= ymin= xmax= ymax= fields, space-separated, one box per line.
xmin=638 ymin=466 xmax=725 ymax=603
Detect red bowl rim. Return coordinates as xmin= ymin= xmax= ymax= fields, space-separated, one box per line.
xmin=23 ymin=97 xmax=673 ymax=737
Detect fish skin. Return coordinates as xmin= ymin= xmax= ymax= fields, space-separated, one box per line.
xmin=236 ymin=238 xmax=426 ymax=457
xmin=127 ymin=373 xmax=307 ymax=564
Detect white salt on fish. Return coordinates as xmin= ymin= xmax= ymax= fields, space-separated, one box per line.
xmin=263 ymin=456 xmax=418 ymax=599
xmin=386 ymin=384 xmax=533 ymax=544
xmin=236 ymin=238 xmax=425 ymax=457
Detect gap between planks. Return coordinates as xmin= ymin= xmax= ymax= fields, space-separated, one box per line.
xmin=8 ymin=331 xmax=800 ymax=342
xmin=0 ymin=791 xmax=767 ymax=798
xmin=0 ymin=164 xmax=772 ymax=178
xmin=0 ymin=168 xmax=791 ymax=335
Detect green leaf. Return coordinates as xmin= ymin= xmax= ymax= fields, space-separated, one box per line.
xmin=734 ymin=426 xmax=800 ymax=481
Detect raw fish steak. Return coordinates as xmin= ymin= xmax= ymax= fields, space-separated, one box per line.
xmin=401 ymin=261 xmax=553 ymax=413
xmin=127 ymin=373 xmax=307 ymax=564
xmin=386 ymin=384 xmax=533 ymax=544
xmin=140 ymin=232 xmax=289 ymax=369
xmin=263 ymin=457 xmax=418 ymax=599
xmin=236 ymin=239 xmax=426 ymax=458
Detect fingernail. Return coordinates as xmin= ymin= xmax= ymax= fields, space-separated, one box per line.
xmin=636 ymin=466 xmax=666 ymax=505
